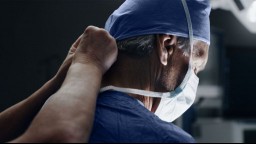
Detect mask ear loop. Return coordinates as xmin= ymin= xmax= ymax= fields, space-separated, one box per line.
xmin=181 ymin=0 xmax=194 ymax=68
xmin=169 ymin=0 xmax=195 ymax=95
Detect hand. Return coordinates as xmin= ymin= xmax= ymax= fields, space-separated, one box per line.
xmin=73 ymin=26 xmax=118 ymax=74
xmin=53 ymin=35 xmax=82 ymax=84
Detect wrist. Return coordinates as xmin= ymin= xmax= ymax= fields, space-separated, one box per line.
xmin=70 ymin=62 xmax=104 ymax=77
xmin=72 ymin=53 xmax=105 ymax=75
xmin=60 ymin=62 xmax=103 ymax=91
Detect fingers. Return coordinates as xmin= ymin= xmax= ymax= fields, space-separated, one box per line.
xmin=55 ymin=26 xmax=115 ymax=84
xmin=70 ymin=35 xmax=83 ymax=54
xmin=73 ymin=35 xmax=83 ymax=48
xmin=84 ymin=26 xmax=106 ymax=35
xmin=70 ymin=26 xmax=110 ymax=54
xmin=73 ymin=25 xmax=118 ymax=73
xmin=82 ymin=26 xmax=114 ymax=43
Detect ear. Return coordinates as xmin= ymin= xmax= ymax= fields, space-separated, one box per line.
xmin=157 ymin=35 xmax=176 ymax=66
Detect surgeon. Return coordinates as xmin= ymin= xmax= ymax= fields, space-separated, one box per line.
xmin=89 ymin=0 xmax=211 ymax=143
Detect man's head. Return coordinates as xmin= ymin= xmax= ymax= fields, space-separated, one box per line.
xmin=103 ymin=0 xmax=210 ymax=89
xmin=102 ymin=0 xmax=211 ymax=118
xmin=112 ymin=34 xmax=209 ymax=92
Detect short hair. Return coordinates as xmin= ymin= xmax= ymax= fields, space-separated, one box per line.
xmin=117 ymin=35 xmax=155 ymax=57
xmin=117 ymin=35 xmax=190 ymax=57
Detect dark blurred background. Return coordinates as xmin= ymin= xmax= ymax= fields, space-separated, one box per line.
xmin=1 ymin=0 xmax=256 ymax=142
xmin=0 ymin=0 xmax=123 ymax=111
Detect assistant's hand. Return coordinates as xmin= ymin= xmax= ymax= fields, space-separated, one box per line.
xmin=73 ymin=26 xmax=118 ymax=74
xmin=53 ymin=35 xmax=82 ymax=82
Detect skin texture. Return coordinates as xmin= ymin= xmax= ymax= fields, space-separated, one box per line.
xmin=0 ymin=26 xmax=117 ymax=143
xmin=0 ymin=34 xmax=82 ymax=143
xmin=102 ymin=34 xmax=209 ymax=112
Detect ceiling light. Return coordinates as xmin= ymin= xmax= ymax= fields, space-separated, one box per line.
xmin=247 ymin=1 xmax=256 ymax=23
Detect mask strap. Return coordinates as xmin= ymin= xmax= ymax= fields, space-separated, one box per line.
xmin=181 ymin=0 xmax=194 ymax=66
xmin=170 ymin=0 xmax=194 ymax=91
xmin=100 ymin=85 xmax=172 ymax=98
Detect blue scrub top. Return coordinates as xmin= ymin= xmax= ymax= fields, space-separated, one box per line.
xmin=89 ymin=91 xmax=195 ymax=143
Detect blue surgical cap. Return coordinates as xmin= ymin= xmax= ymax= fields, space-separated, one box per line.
xmin=105 ymin=0 xmax=211 ymax=44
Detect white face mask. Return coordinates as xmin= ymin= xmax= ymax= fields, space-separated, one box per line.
xmin=154 ymin=67 xmax=199 ymax=122
xmin=100 ymin=0 xmax=198 ymax=122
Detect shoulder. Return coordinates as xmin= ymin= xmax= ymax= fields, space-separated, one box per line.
xmin=154 ymin=119 xmax=195 ymax=143
xmin=94 ymin=91 xmax=195 ymax=143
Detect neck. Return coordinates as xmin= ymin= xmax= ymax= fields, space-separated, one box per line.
xmin=101 ymin=52 xmax=160 ymax=111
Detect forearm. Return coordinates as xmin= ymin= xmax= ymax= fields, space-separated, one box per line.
xmin=14 ymin=63 xmax=102 ymax=143
xmin=0 ymin=77 xmax=62 ymax=142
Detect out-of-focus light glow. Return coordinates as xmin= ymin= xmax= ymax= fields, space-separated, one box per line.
xmin=247 ymin=1 xmax=256 ymax=23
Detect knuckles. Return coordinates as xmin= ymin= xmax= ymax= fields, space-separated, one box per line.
xmin=82 ymin=25 xmax=117 ymax=52
xmin=84 ymin=25 xmax=97 ymax=34
xmin=83 ymin=26 xmax=115 ymax=44
xmin=84 ymin=26 xmax=109 ymax=37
